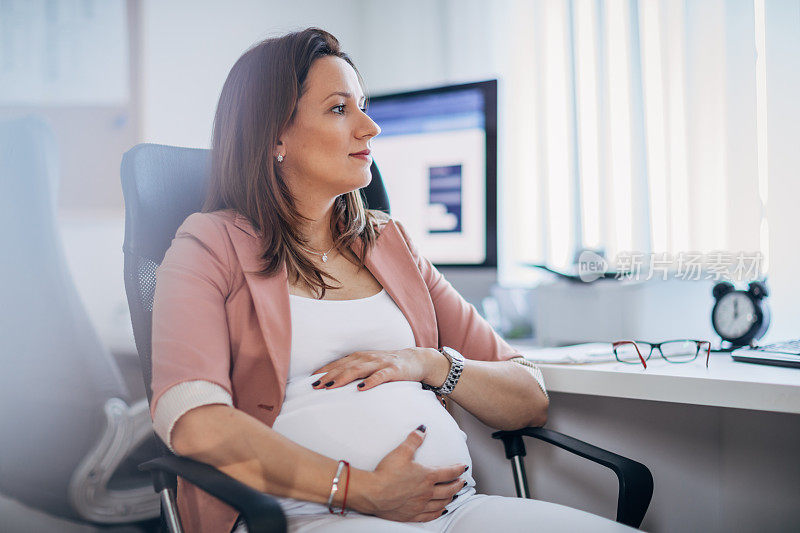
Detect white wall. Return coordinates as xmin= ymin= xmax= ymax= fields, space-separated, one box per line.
xmin=140 ymin=0 xmax=365 ymax=148
xmin=139 ymin=0 xmax=512 ymax=147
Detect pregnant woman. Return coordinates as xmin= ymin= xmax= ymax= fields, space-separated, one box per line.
xmin=149 ymin=27 xmax=638 ymax=533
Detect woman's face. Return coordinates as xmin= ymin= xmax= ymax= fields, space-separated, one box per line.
xmin=277 ymin=56 xmax=381 ymax=202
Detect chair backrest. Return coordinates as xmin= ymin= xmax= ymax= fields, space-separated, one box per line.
xmin=0 ymin=115 xmax=132 ymax=519
xmin=120 ymin=143 xmax=391 ymax=406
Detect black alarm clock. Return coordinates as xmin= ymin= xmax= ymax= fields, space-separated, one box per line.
xmin=711 ymin=281 xmax=770 ymax=348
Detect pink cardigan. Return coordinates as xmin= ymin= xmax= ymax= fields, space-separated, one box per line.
xmin=150 ymin=209 xmax=522 ymax=533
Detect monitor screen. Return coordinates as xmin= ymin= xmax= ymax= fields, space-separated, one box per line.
xmin=367 ymin=79 xmax=497 ymax=267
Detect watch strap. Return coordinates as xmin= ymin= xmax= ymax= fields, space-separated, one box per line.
xmin=423 ymin=347 xmax=464 ymax=396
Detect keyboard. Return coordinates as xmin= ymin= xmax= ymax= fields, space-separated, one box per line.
xmin=731 ymin=339 xmax=800 ymax=368
xmin=753 ymin=339 xmax=800 ymax=355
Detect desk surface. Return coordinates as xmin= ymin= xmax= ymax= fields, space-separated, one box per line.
xmin=509 ymin=341 xmax=800 ymax=414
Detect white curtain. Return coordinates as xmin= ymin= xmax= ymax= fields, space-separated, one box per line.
xmin=491 ymin=0 xmax=767 ymax=286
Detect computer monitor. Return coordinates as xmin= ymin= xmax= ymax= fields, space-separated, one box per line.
xmin=367 ymin=79 xmax=497 ymax=268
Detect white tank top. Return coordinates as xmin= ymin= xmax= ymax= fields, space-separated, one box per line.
xmin=272 ymin=288 xmax=475 ymax=517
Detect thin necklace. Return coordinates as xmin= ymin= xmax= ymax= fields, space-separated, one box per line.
xmin=297 ymin=241 xmax=336 ymax=263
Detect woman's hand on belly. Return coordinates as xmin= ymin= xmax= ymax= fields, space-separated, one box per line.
xmin=276 ymin=379 xmax=474 ymax=475
xmin=311 ymin=347 xmax=443 ymax=391
xmin=354 ymin=425 xmax=468 ymax=522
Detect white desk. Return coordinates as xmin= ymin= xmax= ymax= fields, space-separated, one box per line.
xmin=451 ymin=341 xmax=800 ymax=532
xmin=508 ymin=342 xmax=800 ymax=415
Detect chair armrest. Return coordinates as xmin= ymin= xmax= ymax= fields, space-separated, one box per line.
xmin=492 ymin=427 xmax=653 ymax=529
xmin=139 ymin=456 xmax=287 ymax=533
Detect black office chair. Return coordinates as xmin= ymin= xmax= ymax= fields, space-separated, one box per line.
xmin=121 ymin=143 xmax=653 ymax=533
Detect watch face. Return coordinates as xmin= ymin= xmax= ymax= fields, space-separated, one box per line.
xmin=713 ymin=292 xmax=757 ymax=339
xmin=441 ymin=346 xmax=464 ymax=362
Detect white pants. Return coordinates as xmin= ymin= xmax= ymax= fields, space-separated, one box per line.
xmin=233 ymin=493 xmax=641 ymax=532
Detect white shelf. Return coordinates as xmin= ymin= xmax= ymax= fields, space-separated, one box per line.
xmin=509 ymin=341 xmax=800 ymax=414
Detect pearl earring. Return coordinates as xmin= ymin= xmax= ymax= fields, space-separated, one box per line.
xmin=276 ymin=154 xmax=284 ymax=163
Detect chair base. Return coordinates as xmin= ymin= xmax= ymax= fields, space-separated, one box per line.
xmin=68 ymin=398 xmax=160 ymax=523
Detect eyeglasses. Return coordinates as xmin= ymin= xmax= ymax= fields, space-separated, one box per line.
xmin=611 ymin=339 xmax=712 ymax=369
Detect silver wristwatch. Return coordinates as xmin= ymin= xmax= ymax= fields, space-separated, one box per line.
xmin=423 ymin=346 xmax=465 ymax=396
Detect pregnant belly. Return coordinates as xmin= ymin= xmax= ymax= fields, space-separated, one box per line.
xmin=272 ymin=374 xmax=473 ymax=473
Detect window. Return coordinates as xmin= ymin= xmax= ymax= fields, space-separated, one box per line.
xmin=500 ymin=0 xmax=768 ymax=286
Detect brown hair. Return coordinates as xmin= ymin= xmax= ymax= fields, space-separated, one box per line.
xmin=202 ymin=27 xmax=382 ymax=299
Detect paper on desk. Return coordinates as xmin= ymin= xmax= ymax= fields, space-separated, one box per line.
xmin=515 ymin=343 xmax=617 ymax=364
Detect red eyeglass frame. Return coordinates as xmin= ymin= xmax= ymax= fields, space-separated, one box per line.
xmin=611 ymin=340 xmax=712 ymax=369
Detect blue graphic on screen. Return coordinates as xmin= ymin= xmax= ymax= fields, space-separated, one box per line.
xmin=428 ymin=165 xmax=462 ymax=234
